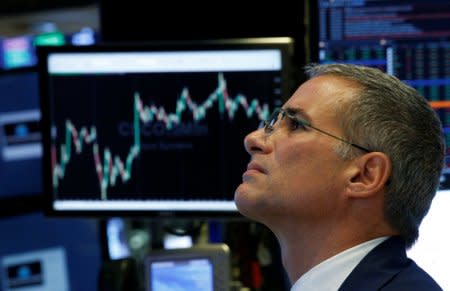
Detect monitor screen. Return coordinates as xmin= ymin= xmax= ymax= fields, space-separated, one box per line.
xmin=144 ymin=244 xmax=230 ymax=291
xmin=317 ymin=0 xmax=450 ymax=188
xmin=0 ymin=29 xmax=98 ymax=214
xmin=38 ymin=38 xmax=294 ymax=216
xmin=0 ymin=70 xmax=42 ymax=201
xmin=0 ymin=212 xmax=102 ymax=291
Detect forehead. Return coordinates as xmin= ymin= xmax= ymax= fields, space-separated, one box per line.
xmin=284 ymin=75 xmax=359 ymax=122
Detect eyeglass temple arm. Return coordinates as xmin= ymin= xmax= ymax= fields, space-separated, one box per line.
xmin=306 ymin=125 xmax=371 ymax=153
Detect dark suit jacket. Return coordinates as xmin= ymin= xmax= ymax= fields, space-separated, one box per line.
xmin=338 ymin=236 xmax=442 ymax=291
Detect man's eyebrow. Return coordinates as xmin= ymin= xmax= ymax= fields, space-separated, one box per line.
xmin=283 ymin=107 xmax=311 ymax=123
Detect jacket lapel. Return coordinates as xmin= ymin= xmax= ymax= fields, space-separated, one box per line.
xmin=338 ymin=236 xmax=408 ymax=290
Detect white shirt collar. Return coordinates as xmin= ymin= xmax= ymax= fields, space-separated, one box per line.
xmin=290 ymin=237 xmax=389 ymax=291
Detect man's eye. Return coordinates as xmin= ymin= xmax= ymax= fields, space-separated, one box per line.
xmin=289 ymin=118 xmax=307 ymax=130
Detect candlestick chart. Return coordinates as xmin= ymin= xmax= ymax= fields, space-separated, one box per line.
xmin=48 ymin=71 xmax=282 ymax=201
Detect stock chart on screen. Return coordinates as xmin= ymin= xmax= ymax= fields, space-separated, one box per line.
xmin=38 ymin=39 xmax=293 ymax=215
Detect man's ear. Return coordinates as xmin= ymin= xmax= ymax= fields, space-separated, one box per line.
xmin=345 ymin=152 xmax=391 ymax=198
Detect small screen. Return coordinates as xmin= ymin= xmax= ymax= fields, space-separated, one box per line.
xmin=150 ymin=258 xmax=213 ymax=291
xmin=144 ymin=244 xmax=230 ymax=291
xmin=106 ymin=217 xmax=131 ymax=260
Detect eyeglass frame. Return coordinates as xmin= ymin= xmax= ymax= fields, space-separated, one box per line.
xmin=259 ymin=107 xmax=372 ymax=153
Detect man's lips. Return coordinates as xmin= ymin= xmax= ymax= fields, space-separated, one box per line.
xmin=244 ymin=162 xmax=266 ymax=175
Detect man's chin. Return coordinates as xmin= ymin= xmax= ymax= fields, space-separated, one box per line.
xmin=233 ymin=183 xmax=251 ymax=209
xmin=234 ymin=186 xmax=262 ymax=220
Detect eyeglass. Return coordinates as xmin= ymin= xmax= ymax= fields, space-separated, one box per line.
xmin=259 ymin=108 xmax=372 ymax=153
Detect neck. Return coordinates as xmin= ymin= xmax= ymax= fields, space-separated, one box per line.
xmin=275 ymin=224 xmax=347 ymax=283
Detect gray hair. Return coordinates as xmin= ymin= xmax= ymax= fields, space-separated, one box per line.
xmin=305 ymin=63 xmax=445 ymax=248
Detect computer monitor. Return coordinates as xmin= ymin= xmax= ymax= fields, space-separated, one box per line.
xmin=0 ymin=29 xmax=98 ymax=215
xmin=316 ymin=0 xmax=450 ymax=188
xmin=37 ymin=37 xmax=295 ymax=216
xmin=144 ymin=244 xmax=230 ymax=291
xmin=0 ymin=70 xmax=42 ymax=205
xmin=0 ymin=211 xmax=102 ymax=291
